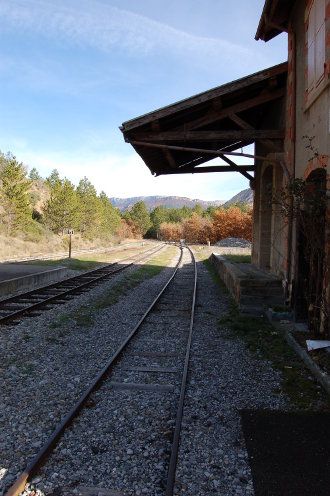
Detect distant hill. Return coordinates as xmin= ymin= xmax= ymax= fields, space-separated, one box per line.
xmin=110 ymin=196 xmax=224 ymax=212
xmin=223 ymin=188 xmax=253 ymax=207
xmin=110 ymin=190 xmax=253 ymax=212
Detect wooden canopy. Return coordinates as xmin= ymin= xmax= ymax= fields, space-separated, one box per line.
xmin=120 ymin=62 xmax=287 ymax=180
xmin=255 ymin=0 xmax=295 ymax=41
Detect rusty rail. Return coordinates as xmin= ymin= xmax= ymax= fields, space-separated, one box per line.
xmin=165 ymin=245 xmax=197 ymax=495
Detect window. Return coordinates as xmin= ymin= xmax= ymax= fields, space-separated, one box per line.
xmin=307 ymin=0 xmax=325 ymax=96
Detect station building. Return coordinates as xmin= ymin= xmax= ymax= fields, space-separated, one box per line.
xmin=121 ymin=0 xmax=329 ymax=335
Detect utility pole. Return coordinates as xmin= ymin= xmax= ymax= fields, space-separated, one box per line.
xmin=67 ymin=229 xmax=74 ymax=258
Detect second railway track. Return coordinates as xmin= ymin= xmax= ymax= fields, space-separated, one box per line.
xmin=3 ymin=245 xmax=197 ymax=496
xmin=0 ymin=244 xmax=166 ymax=326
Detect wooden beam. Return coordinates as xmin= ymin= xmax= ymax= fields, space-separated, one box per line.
xmin=175 ymin=140 xmax=254 ymax=170
xmin=157 ymin=165 xmax=255 ymax=175
xmin=212 ymin=97 xmax=223 ymax=111
xmin=229 ymin=113 xmax=254 ymax=129
xmin=229 ymin=113 xmax=282 ymax=152
xmin=219 ymin=155 xmax=254 ymax=181
xmin=131 ymin=129 xmax=284 ymax=142
xmin=129 ymin=140 xmax=280 ymax=163
xmin=151 ymin=120 xmax=177 ymax=169
xmin=184 ymin=87 xmax=285 ymax=131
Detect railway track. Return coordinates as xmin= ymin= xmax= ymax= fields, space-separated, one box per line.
xmin=5 ymin=245 xmax=197 ymax=496
xmin=0 ymin=244 xmax=165 ymax=326
xmin=0 ymin=241 xmax=157 ymax=264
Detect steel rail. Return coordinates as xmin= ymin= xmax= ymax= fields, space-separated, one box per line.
xmin=0 ymin=244 xmax=165 ymax=325
xmin=0 ymin=244 xmax=164 ymax=305
xmin=5 ymin=246 xmax=184 ymax=496
xmin=165 ymin=245 xmax=197 ymax=496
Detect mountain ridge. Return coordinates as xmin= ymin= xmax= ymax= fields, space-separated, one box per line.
xmin=110 ymin=190 xmax=253 ymax=212
xmin=223 ymin=188 xmax=254 ymax=207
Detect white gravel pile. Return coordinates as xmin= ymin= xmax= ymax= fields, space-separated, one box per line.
xmin=214 ymin=238 xmax=251 ymax=249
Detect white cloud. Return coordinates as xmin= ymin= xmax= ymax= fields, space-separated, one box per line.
xmin=0 ymin=0 xmax=261 ymax=68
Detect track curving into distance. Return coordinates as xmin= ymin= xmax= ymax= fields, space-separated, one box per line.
xmin=5 ymin=244 xmax=197 ymax=496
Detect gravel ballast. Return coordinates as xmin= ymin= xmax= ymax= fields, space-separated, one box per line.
xmin=1 ymin=246 xmax=290 ymax=495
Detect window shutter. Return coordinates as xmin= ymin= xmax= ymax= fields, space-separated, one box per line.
xmin=308 ymin=2 xmax=316 ymax=92
xmin=315 ymin=1 xmax=325 ymax=85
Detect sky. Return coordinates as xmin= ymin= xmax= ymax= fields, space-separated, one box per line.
xmin=0 ymin=0 xmax=287 ymax=201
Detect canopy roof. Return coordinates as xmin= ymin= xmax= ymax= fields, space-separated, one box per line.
xmin=255 ymin=0 xmax=295 ymax=41
xmin=120 ymin=62 xmax=287 ymax=180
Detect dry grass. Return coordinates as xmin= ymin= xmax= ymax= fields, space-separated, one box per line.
xmin=0 ymin=233 xmax=123 ymax=262
xmin=192 ymin=243 xmax=251 ymax=262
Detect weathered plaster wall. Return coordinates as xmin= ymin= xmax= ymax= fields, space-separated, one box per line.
xmin=252 ymin=99 xmax=286 ymax=278
xmin=294 ymin=0 xmax=329 ymax=176
xmin=291 ymin=0 xmax=329 ymax=331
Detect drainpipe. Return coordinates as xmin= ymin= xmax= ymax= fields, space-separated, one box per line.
xmin=286 ymin=25 xmax=296 ymax=305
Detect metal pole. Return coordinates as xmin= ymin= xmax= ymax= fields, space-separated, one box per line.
xmin=129 ymin=140 xmax=281 ymax=163
xmin=69 ymin=234 xmax=72 ymax=259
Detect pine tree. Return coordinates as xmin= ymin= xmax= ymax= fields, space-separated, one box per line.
xmin=44 ymin=176 xmax=79 ymax=234
xmin=29 ymin=167 xmax=42 ymax=182
xmin=129 ymin=201 xmax=151 ymax=236
xmin=98 ymin=191 xmax=121 ymax=237
xmin=0 ymin=152 xmax=32 ymax=235
xmin=150 ymin=206 xmax=169 ymax=238
xmin=76 ymin=177 xmax=99 ymax=237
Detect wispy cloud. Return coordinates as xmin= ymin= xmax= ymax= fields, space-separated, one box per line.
xmin=0 ymin=0 xmax=259 ymax=67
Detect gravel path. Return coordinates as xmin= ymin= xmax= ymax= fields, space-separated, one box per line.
xmin=1 ymin=247 xmax=289 ymax=496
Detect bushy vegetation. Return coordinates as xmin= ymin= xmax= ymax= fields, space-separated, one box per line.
xmin=0 ymin=150 xmax=253 ymax=249
xmin=158 ymin=206 xmax=252 ymax=243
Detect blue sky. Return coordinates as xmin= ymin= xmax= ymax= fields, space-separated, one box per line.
xmin=0 ymin=0 xmax=287 ymax=201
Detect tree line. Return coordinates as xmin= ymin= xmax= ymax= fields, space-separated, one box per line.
xmin=0 ymin=151 xmax=252 ymax=243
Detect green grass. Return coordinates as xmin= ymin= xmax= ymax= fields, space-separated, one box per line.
xmin=202 ymin=259 xmax=229 ymax=294
xmin=49 ymin=313 xmax=73 ymax=328
xmin=218 ymin=302 xmax=330 ymax=410
xmin=222 ymin=254 xmax=251 ymax=263
xmin=50 ymin=306 xmax=95 ymax=329
xmin=202 ymin=256 xmax=330 ymax=411
xmin=26 ymin=257 xmax=104 ymax=271
xmin=48 ymin=246 xmax=177 ymax=329
xmin=96 ymin=246 xmax=177 ymax=309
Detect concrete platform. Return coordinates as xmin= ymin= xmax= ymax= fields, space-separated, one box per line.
xmin=0 ymin=263 xmax=70 ymax=296
xmin=210 ymin=253 xmax=284 ymax=314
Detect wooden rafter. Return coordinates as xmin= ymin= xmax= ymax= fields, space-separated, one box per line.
xmin=163 ymin=140 xmax=253 ymax=171
xmin=129 ymin=140 xmax=279 ymax=163
xmin=181 ymin=87 xmax=285 ymax=131
xmin=158 ymin=164 xmax=255 ymax=175
xmin=151 ymin=120 xmax=176 ymax=169
xmin=219 ymin=155 xmax=254 ymax=181
xmin=229 ymin=113 xmax=282 ymax=152
xmin=131 ymin=129 xmax=284 ymax=142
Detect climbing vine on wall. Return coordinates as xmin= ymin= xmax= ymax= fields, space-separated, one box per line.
xmin=272 ymin=172 xmax=328 ymax=337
